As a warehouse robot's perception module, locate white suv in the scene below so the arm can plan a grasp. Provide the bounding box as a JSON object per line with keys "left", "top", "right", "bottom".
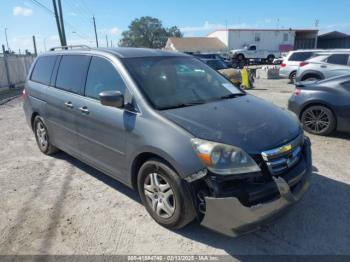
{"left": 279, "top": 50, "right": 323, "bottom": 83}
{"left": 295, "top": 52, "right": 350, "bottom": 82}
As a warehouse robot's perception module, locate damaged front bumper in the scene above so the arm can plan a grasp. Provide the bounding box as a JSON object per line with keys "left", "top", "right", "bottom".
{"left": 200, "top": 137, "right": 312, "bottom": 237}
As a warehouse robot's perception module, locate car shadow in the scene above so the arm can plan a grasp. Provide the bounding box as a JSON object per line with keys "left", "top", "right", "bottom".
{"left": 329, "top": 131, "right": 350, "bottom": 140}
{"left": 49, "top": 153, "right": 350, "bottom": 255}
{"left": 52, "top": 151, "right": 140, "bottom": 203}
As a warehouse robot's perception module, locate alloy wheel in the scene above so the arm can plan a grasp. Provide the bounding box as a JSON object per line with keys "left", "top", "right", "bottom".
{"left": 36, "top": 121, "right": 48, "bottom": 150}
{"left": 303, "top": 108, "right": 330, "bottom": 134}
{"left": 143, "top": 172, "right": 175, "bottom": 218}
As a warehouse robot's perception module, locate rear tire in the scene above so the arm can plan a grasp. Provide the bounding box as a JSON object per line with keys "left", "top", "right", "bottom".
{"left": 137, "top": 158, "right": 196, "bottom": 229}
{"left": 301, "top": 105, "right": 336, "bottom": 136}
{"left": 237, "top": 54, "right": 245, "bottom": 61}
{"left": 33, "top": 116, "right": 58, "bottom": 155}
{"left": 289, "top": 71, "right": 296, "bottom": 84}
{"left": 302, "top": 74, "right": 321, "bottom": 82}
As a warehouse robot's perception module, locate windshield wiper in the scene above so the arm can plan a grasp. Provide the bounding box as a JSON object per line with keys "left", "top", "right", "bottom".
{"left": 219, "top": 93, "right": 245, "bottom": 100}
{"left": 158, "top": 101, "right": 206, "bottom": 110}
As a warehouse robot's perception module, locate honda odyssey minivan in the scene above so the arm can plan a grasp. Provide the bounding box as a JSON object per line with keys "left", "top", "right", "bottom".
{"left": 23, "top": 46, "right": 312, "bottom": 237}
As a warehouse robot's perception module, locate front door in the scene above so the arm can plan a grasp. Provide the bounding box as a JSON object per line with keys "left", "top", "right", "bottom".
{"left": 75, "top": 56, "right": 129, "bottom": 180}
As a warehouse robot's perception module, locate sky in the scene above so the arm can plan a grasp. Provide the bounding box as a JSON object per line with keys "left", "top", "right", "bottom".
{"left": 1, "top": 0, "right": 350, "bottom": 53}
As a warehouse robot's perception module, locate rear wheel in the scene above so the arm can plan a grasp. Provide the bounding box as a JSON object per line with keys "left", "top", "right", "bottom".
{"left": 33, "top": 116, "right": 58, "bottom": 155}
{"left": 301, "top": 105, "right": 336, "bottom": 135}
{"left": 302, "top": 74, "right": 321, "bottom": 82}
{"left": 137, "top": 159, "right": 196, "bottom": 229}
{"left": 237, "top": 54, "right": 245, "bottom": 61}
{"left": 289, "top": 71, "right": 296, "bottom": 84}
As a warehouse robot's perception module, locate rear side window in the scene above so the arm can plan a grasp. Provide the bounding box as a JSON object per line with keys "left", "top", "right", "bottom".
{"left": 327, "top": 54, "right": 349, "bottom": 65}
{"left": 85, "top": 56, "right": 126, "bottom": 100}
{"left": 288, "top": 52, "right": 313, "bottom": 61}
{"left": 31, "top": 56, "right": 58, "bottom": 85}
{"left": 55, "top": 55, "right": 91, "bottom": 94}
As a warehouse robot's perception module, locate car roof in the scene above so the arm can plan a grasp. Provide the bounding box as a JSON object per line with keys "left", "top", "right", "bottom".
{"left": 43, "top": 46, "right": 189, "bottom": 59}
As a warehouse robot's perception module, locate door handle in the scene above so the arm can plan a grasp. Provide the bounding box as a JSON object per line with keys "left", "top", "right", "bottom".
{"left": 64, "top": 101, "right": 73, "bottom": 108}
{"left": 79, "top": 106, "right": 89, "bottom": 114}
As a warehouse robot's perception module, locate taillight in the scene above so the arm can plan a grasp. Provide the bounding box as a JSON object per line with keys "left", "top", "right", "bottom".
{"left": 294, "top": 88, "right": 301, "bottom": 96}
{"left": 280, "top": 63, "right": 286, "bottom": 68}
{"left": 22, "top": 88, "right": 27, "bottom": 99}
{"left": 299, "top": 62, "right": 309, "bottom": 67}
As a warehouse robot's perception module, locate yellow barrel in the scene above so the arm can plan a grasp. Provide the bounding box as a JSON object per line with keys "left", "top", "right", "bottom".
{"left": 241, "top": 67, "right": 250, "bottom": 89}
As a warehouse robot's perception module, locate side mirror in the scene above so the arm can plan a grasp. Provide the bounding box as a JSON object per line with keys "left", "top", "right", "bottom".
{"left": 99, "top": 90, "right": 124, "bottom": 108}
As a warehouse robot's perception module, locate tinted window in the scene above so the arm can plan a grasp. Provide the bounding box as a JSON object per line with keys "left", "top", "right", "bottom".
{"left": 327, "top": 54, "right": 349, "bottom": 65}
{"left": 31, "top": 56, "right": 58, "bottom": 85}
{"left": 55, "top": 55, "right": 91, "bottom": 94}
{"left": 288, "top": 52, "right": 313, "bottom": 61}
{"left": 85, "top": 57, "right": 126, "bottom": 100}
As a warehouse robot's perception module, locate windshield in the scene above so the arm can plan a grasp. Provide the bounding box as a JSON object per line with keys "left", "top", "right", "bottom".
{"left": 123, "top": 56, "right": 243, "bottom": 110}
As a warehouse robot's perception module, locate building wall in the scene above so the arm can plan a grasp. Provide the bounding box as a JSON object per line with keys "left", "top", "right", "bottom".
{"left": 317, "top": 37, "right": 350, "bottom": 49}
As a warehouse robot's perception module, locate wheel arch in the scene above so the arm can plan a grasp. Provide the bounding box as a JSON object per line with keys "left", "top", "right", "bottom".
{"left": 31, "top": 112, "right": 40, "bottom": 130}
{"left": 130, "top": 152, "right": 180, "bottom": 192}
{"left": 300, "top": 71, "right": 325, "bottom": 81}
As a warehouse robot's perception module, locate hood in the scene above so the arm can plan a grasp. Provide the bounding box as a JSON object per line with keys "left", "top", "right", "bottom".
{"left": 159, "top": 95, "right": 302, "bottom": 154}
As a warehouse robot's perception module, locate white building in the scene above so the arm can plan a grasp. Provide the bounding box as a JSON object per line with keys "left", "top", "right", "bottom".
{"left": 208, "top": 29, "right": 318, "bottom": 51}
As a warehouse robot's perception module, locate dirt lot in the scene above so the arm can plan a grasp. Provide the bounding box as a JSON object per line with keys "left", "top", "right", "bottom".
{"left": 1, "top": 79, "right": 350, "bottom": 256}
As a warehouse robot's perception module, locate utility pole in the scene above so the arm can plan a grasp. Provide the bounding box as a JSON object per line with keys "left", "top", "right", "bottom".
{"left": 57, "top": 0, "right": 67, "bottom": 46}
{"left": 110, "top": 40, "right": 112, "bottom": 48}
{"left": 4, "top": 28, "right": 9, "bottom": 51}
{"left": 52, "top": 0, "right": 63, "bottom": 45}
{"left": 32, "top": 35, "right": 37, "bottom": 56}
{"left": 105, "top": 35, "right": 108, "bottom": 47}
{"left": 93, "top": 16, "right": 99, "bottom": 48}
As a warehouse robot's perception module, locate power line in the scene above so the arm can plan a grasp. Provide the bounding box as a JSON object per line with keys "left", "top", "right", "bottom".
{"left": 29, "top": 0, "right": 92, "bottom": 43}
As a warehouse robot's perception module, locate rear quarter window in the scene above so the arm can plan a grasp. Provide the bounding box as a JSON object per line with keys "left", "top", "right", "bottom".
{"left": 326, "top": 54, "right": 349, "bottom": 65}
{"left": 55, "top": 55, "right": 91, "bottom": 94}
{"left": 288, "top": 52, "right": 313, "bottom": 61}
{"left": 30, "top": 56, "right": 58, "bottom": 85}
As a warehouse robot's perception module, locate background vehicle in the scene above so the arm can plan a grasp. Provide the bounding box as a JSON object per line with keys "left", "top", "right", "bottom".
{"left": 288, "top": 75, "right": 350, "bottom": 135}
{"left": 295, "top": 51, "right": 350, "bottom": 82}
{"left": 230, "top": 44, "right": 281, "bottom": 64}
{"left": 192, "top": 53, "right": 232, "bottom": 67}
{"left": 279, "top": 49, "right": 324, "bottom": 83}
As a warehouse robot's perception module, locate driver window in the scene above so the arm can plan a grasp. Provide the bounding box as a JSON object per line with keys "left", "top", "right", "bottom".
{"left": 85, "top": 56, "right": 126, "bottom": 100}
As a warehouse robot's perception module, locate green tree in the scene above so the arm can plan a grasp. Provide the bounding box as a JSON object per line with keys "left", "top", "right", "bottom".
{"left": 119, "top": 16, "right": 183, "bottom": 48}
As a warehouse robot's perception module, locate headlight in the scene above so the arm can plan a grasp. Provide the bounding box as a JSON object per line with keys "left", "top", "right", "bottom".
{"left": 191, "top": 138, "right": 261, "bottom": 175}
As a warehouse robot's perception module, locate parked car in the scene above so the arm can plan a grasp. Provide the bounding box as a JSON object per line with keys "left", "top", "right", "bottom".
{"left": 279, "top": 49, "right": 324, "bottom": 83}
{"left": 23, "top": 46, "right": 312, "bottom": 237}
{"left": 288, "top": 75, "right": 350, "bottom": 135}
{"left": 199, "top": 58, "right": 229, "bottom": 71}
{"left": 295, "top": 52, "right": 350, "bottom": 82}
{"left": 230, "top": 44, "right": 281, "bottom": 64}
{"left": 192, "top": 53, "right": 232, "bottom": 67}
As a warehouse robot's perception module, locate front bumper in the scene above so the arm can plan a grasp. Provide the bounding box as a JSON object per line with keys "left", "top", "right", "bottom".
{"left": 200, "top": 138, "right": 312, "bottom": 237}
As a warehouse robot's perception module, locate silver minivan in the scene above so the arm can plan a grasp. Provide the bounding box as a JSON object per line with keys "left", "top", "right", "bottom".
{"left": 23, "top": 46, "right": 312, "bottom": 237}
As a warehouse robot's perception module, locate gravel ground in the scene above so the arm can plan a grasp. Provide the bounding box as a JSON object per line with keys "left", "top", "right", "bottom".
{"left": 1, "top": 79, "right": 350, "bottom": 256}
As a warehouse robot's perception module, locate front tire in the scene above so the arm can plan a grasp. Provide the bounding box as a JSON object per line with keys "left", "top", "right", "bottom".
{"left": 301, "top": 105, "right": 336, "bottom": 135}
{"left": 137, "top": 159, "right": 196, "bottom": 229}
{"left": 33, "top": 116, "right": 58, "bottom": 155}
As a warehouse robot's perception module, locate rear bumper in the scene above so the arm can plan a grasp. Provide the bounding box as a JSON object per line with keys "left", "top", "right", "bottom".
{"left": 200, "top": 138, "right": 312, "bottom": 237}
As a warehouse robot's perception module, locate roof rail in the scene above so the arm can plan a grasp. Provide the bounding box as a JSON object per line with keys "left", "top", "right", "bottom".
{"left": 49, "top": 45, "right": 91, "bottom": 51}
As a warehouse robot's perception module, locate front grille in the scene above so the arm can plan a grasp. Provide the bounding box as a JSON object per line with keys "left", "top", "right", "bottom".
{"left": 261, "top": 134, "right": 304, "bottom": 176}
